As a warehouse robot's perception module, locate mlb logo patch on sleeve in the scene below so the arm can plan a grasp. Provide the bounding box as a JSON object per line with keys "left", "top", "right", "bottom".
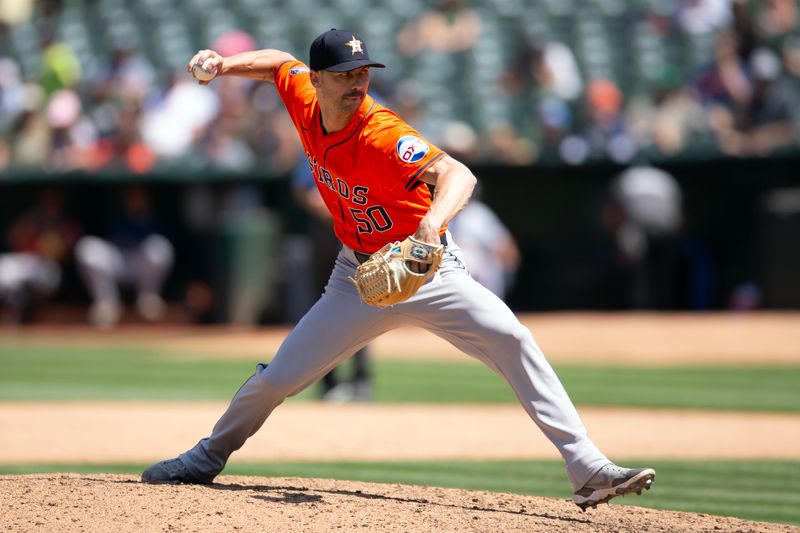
{"left": 396, "top": 135, "right": 429, "bottom": 163}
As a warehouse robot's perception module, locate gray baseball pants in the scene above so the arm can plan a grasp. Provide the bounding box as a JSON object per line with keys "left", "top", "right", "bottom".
{"left": 181, "top": 234, "right": 609, "bottom": 490}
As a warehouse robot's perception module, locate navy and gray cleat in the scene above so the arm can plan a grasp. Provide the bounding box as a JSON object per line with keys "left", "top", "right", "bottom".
{"left": 141, "top": 457, "right": 208, "bottom": 484}
{"left": 573, "top": 464, "right": 655, "bottom": 511}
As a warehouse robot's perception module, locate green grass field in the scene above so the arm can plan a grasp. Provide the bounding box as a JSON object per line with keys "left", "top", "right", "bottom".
{"left": 0, "top": 344, "right": 798, "bottom": 411}
{"left": 1, "top": 340, "right": 799, "bottom": 526}
{"left": 3, "top": 460, "right": 799, "bottom": 526}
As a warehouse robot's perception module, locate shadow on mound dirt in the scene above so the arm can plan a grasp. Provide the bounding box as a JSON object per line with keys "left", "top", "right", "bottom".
{"left": 1, "top": 474, "right": 796, "bottom": 532}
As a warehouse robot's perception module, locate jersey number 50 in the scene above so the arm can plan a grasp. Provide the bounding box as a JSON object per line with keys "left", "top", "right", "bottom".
{"left": 349, "top": 206, "right": 393, "bottom": 234}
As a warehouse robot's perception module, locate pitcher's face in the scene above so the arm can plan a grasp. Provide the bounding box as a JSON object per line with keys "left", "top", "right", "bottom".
{"left": 312, "top": 67, "right": 370, "bottom": 115}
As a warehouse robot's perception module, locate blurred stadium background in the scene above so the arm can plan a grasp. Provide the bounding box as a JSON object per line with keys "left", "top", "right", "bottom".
{"left": 0, "top": 0, "right": 799, "bottom": 322}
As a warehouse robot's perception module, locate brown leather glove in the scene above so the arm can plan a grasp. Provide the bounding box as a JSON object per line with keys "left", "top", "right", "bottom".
{"left": 351, "top": 236, "right": 444, "bottom": 307}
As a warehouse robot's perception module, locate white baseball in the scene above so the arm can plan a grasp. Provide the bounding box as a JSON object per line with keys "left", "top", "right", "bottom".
{"left": 192, "top": 59, "right": 217, "bottom": 82}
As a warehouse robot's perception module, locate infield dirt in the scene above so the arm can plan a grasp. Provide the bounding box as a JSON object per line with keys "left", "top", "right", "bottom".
{"left": 2, "top": 474, "right": 798, "bottom": 533}
{"left": 2, "top": 402, "right": 799, "bottom": 463}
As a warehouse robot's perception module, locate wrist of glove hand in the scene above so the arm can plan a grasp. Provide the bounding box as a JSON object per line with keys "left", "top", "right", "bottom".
{"left": 350, "top": 236, "right": 444, "bottom": 307}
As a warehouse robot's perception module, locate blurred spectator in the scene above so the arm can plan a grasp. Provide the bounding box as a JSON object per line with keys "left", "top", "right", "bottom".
{"left": 537, "top": 97, "right": 573, "bottom": 154}
{"left": 738, "top": 47, "right": 799, "bottom": 154}
{"left": 396, "top": 0, "right": 481, "bottom": 55}
{"left": 504, "top": 35, "right": 582, "bottom": 161}
{"left": 5, "top": 188, "right": 81, "bottom": 264}
{"left": 731, "top": 0, "right": 758, "bottom": 58}
{"left": 627, "top": 75, "right": 709, "bottom": 156}
{"left": 697, "top": 28, "right": 760, "bottom": 154}
{"left": 10, "top": 83, "right": 49, "bottom": 169}
{"left": 90, "top": 42, "right": 156, "bottom": 105}
{"left": 755, "top": 0, "right": 798, "bottom": 42}
{"left": 676, "top": 0, "right": 733, "bottom": 35}
{"left": 0, "top": 253, "right": 59, "bottom": 323}
{"left": 74, "top": 184, "right": 174, "bottom": 328}
{"left": 0, "top": 1, "right": 797, "bottom": 171}
{"left": 40, "top": 40, "right": 81, "bottom": 96}
{"left": 389, "top": 79, "right": 426, "bottom": 128}
{"left": 0, "top": 0, "right": 34, "bottom": 26}
{"left": 506, "top": 37, "right": 583, "bottom": 102}
{"left": 30, "top": 0, "right": 60, "bottom": 39}
{"left": 140, "top": 74, "right": 219, "bottom": 164}
{"left": 1, "top": 188, "right": 82, "bottom": 323}
{"left": 247, "top": 83, "right": 304, "bottom": 173}
{"left": 212, "top": 29, "right": 257, "bottom": 57}
{"left": 448, "top": 183, "right": 520, "bottom": 301}
{"left": 783, "top": 36, "right": 800, "bottom": 79}
{"left": 0, "top": 58, "right": 27, "bottom": 133}
{"left": 290, "top": 159, "right": 372, "bottom": 402}
{"left": 535, "top": 41, "right": 583, "bottom": 102}
{"left": 200, "top": 30, "right": 259, "bottom": 173}
{"left": 88, "top": 96, "right": 155, "bottom": 174}
{"left": 571, "top": 79, "right": 638, "bottom": 164}
{"left": 45, "top": 88, "right": 98, "bottom": 172}
{"left": 200, "top": 76, "right": 257, "bottom": 172}
{"left": 439, "top": 120, "right": 481, "bottom": 161}
{"left": 485, "top": 122, "right": 537, "bottom": 165}
{"left": 703, "top": 41, "right": 798, "bottom": 155}
{"left": 196, "top": 29, "right": 304, "bottom": 175}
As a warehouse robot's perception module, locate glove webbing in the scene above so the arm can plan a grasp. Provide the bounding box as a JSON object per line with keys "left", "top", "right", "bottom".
{"left": 354, "top": 251, "right": 403, "bottom": 305}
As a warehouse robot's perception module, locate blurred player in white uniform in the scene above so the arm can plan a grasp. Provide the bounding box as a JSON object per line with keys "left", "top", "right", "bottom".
{"left": 448, "top": 184, "right": 520, "bottom": 301}
{"left": 75, "top": 185, "right": 173, "bottom": 328}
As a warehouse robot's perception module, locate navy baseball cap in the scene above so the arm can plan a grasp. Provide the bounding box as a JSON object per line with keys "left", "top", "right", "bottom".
{"left": 309, "top": 29, "right": 385, "bottom": 72}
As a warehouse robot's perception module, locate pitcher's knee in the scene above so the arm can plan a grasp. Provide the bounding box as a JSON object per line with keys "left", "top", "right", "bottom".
{"left": 254, "top": 364, "right": 304, "bottom": 401}
{"left": 478, "top": 323, "right": 538, "bottom": 360}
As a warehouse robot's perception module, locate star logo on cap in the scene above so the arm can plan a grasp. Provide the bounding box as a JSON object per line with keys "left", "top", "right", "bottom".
{"left": 345, "top": 36, "right": 364, "bottom": 55}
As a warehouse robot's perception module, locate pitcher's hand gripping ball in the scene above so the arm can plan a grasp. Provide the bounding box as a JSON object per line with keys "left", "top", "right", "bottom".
{"left": 191, "top": 58, "right": 218, "bottom": 82}
{"left": 352, "top": 236, "right": 444, "bottom": 306}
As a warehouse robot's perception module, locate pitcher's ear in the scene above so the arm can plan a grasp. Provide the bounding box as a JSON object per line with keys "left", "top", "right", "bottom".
{"left": 310, "top": 71, "right": 321, "bottom": 87}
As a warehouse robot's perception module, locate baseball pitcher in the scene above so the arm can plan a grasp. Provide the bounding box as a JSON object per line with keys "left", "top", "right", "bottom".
{"left": 142, "top": 29, "right": 655, "bottom": 510}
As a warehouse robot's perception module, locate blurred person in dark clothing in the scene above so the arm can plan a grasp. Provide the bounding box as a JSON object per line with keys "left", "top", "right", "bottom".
{"left": 594, "top": 166, "right": 714, "bottom": 310}
{"left": 74, "top": 184, "right": 173, "bottom": 328}
{"left": 1, "top": 188, "right": 82, "bottom": 323}
{"left": 88, "top": 97, "right": 156, "bottom": 174}
{"left": 703, "top": 42, "right": 798, "bottom": 155}
{"left": 739, "top": 47, "right": 799, "bottom": 153}
{"left": 574, "top": 79, "right": 638, "bottom": 164}
{"left": 755, "top": 0, "right": 798, "bottom": 44}
{"left": 693, "top": 28, "right": 795, "bottom": 156}
{"left": 697, "top": 29, "right": 753, "bottom": 110}
{"left": 90, "top": 41, "right": 156, "bottom": 104}
{"left": 626, "top": 72, "right": 709, "bottom": 157}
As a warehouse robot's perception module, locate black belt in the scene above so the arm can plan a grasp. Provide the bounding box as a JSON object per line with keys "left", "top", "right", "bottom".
{"left": 354, "top": 233, "right": 448, "bottom": 264}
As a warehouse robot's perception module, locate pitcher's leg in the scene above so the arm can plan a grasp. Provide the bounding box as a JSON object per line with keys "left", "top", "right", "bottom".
{"left": 179, "top": 362, "right": 283, "bottom": 481}
{"left": 180, "top": 268, "right": 391, "bottom": 481}
{"left": 407, "top": 269, "right": 608, "bottom": 490}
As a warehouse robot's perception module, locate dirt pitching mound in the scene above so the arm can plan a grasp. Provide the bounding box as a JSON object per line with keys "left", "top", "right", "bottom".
{"left": 2, "top": 474, "right": 796, "bottom": 533}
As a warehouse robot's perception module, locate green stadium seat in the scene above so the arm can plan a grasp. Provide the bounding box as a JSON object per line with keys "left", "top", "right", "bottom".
{"left": 8, "top": 22, "right": 41, "bottom": 80}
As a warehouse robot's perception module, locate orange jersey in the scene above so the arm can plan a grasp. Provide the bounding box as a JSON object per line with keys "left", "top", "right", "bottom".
{"left": 274, "top": 60, "right": 446, "bottom": 254}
